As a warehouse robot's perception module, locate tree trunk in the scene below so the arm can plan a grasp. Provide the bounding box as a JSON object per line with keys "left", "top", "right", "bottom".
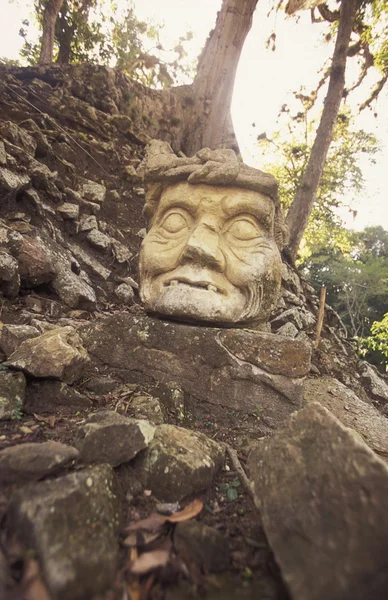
{"left": 285, "top": 0, "right": 358, "bottom": 259}
{"left": 39, "top": 0, "right": 64, "bottom": 64}
{"left": 181, "top": 0, "right": 259, "bottom": 156}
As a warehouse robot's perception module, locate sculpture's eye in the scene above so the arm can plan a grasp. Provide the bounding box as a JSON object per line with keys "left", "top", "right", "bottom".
{"left": 160, "top": 211, "right": 190, "bottom": 234}
{"left": 227, "top": 218, "right": 260, "bottom": 241}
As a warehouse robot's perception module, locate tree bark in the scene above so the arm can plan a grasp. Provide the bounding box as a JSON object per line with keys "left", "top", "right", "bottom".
{"left": 181, "top": 0, "right": 259, "bottom": 156}
{"left": 285, "top": 0, "right": 358, "bottom": 259}
{"left": 39, "top": 0, "right": 65, "bottom": 64}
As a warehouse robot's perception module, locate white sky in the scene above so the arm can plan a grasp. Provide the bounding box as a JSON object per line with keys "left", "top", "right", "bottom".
{"left": 1, "top": 0, "right": 387, "bottom": 231}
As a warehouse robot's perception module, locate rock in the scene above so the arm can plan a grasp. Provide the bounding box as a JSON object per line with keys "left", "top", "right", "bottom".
{"left": 0, "top": 167, "right": 28, "bottom": 191}
{"left": 0, "top": 370, "right": 26, "bottom": 420}
{"left": 82, "top": 314, "right": 311, "bottom": 428}
{"left": 68, "top": 241, "right": 111, "bottom": 281}
{"left": 74, "top": 410, "right": 156, "bottom": 467}
{"left": 130, "top": 395, "right": 164, "bottom": 425}
{"left": 57, "top": 202, "right": 80, "bottom": 220}
{"left": 86, "top": 229, "right": 111, "bottom": 250}
{"left": 81, "top": 180, "right": 106, "bottom": 204}
{"left": 0, "top": 221, "right": 23, "bottom": 256}
{"left": 248, "top": 402, "right": 388, "bottom": 600}
{"left": 271, "top": 307, "right": 303, "bottom": 331}
{"left": 0, "top": 141, "right": 7, "bottom": 165}
{"left": 79, "top": 214, "right": 98, "bottom": 232}
{"left": 0, "top": 250, "right": 20, "bottom": 297}
{"left": 174, "top": 521, "right": 230, "bottom": 573}
{"left": 0, "top": 121, "right": 37, "bottom": 156}
{"left": 7, "top": 326, "right": 89, "bottom": 384}
{"left": 115, "top": 283, "right": 135, "bottom": 304}
{"left": 281, "top": 262, "right": 303, "bottom": 296}
{"left": 358, "top": 361, "right": 388, "bottom": 402}
{"left": 304, "top": 376, "right": 388, "bottom": 454}
{"left": 111, "top": 239, "right": 133, "bottom": 263}
{"left": 275, "top": 322, "right": 298, "bottom": 338}
{"left": 0, "top": 441, "right": 79, "bottom": 484}
{"left": 52, "top": 269, "right": 97, "bottom": 310}
{"left": 18, "top": 235, "right": 56, "bottom": 286}
{"left": 24, "top": 380, "right": 92, "bottom": 414}
{"left": 8, "top": 464, "right": 122, "bottom": 600}
{"left": 0, "top": 324, "right": 40, "bottom": 356}
{"left": 83, "top": 375, "right": 118, "bottom": 394}
{"left": 133, "top": 424, "right": 224, "bottom": 502}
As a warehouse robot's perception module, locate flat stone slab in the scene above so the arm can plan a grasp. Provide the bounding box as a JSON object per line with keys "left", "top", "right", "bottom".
{"left": 304, "top": 376, "right": 388, "bottom": 454}
{"left": 8, "top": 464, "right": 121, "bottom": 600}
{"left": 81, "top": 314, "right": 311, "bottom": 427}
{"left": 133, "top": 424, "right": 224, "bottom": 502}
{"left": 0, "top": 441, "right": 79, "bottom": 484}
{"left": 248, "top": 402, "right": 388, "bottom": 600}
{"left": 74, "top": 410, "right": 156, "bottom": 467}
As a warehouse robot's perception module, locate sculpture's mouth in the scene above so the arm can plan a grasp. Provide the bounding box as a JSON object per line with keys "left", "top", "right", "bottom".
{"left": 164, "top": 278, "right": 223, "bottom": 294}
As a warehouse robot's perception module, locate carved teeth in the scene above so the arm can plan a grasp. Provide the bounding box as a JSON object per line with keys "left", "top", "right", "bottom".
{"left": 170, "top": 280, "right": 178, "bottom": 286}
{"left": 207, "top": 284, "right": 217, "bottom": 292}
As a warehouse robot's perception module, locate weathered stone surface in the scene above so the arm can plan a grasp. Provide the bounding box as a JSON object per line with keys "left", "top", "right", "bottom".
{"left": 115, "top": 282, "right": 135, "bottom": 303}
{"left": 7, "top": 326, "right": 89, "bottom": 384}
{"left": 57, "top": 202, "right": 79, "bottom": 219}
{"left": 81, "top": 180, "right": 106, "bottom": 204}
{"left": 0, "top": 140, "right": 7, "bottom": 165}
{"left": 8, "top": 464, "right": 122, "bottom": 600}
{"left": 275, "top": 322, "right": 298, "bottom": 338}
{"left": 82, "top": 314, "right": 310, "bottom": 426}
{"left": 218, "top": 328, "right": 311, "bottom": 378}
{"left": 0, "top": 249, "right": 19, "bottom": 296}
{"left": 52, "top": 269, "right": 97, "bottom": 310}
{"left": 0, "top": 547, "right": 10, "bottom": 598}
{"left": 0, "top": 121, "right": 37, "bottom": 156}
{"left": 304, "top": 376, "right": 388, "bottom": 453}
{"left": 271, "top": 307, "right": 303, "bottom": 331}
{"left": 133, "top": 424, "right": 224, "bottom": 501}
{"left": 83, "top": 375, "right": 118, "bottom": 394}
{"left": 18, "top": 234, "right": 56, "bottom": 286}
{"left": 74, "top": 410, "right": 156, "bottom": 467}
{"left": 0, "top": 167, "right": 30, "bottom": 190}
{"left": 0, "top": 370, "right": 26, "bottom": 420}
{"left": 358, "top": 361, "right": 388, "bottom": 403}
{"left": 79, "top": 214, "right": 98, "bottom": 232}
{"left": 86, "top": 228, "right": 111, "bottom": 250}
{"left": 24, "top": 380, "right": 92, "bottom": 414}
{"left": 130, "top": 395, "right": 164, "bottom": 425}
{"left": 248, "top": 402, "right": 388, "bottom": 600}
{"left": 0, "top": 324, "right": 40, "bottom": 356}
{"left": 174, "top": 521, "right": 230, "bottom": 573}
{"left": 0, "top": 441, "right": 79, "bottom": 484}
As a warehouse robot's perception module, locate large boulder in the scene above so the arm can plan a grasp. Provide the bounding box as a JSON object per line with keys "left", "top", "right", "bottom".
{"left": 248, "top": 402, "right": 388, "bottom": 600}
{"left": 8, "top": 464, "right": 122, "bottom": 600}
{"left": 81, "top": 314, "right": 311, "bottom": 430}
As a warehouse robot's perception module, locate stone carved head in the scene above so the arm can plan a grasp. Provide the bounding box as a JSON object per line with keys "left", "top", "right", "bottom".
{"left": 139, "top": 141, "right": 287, "bottom": 328}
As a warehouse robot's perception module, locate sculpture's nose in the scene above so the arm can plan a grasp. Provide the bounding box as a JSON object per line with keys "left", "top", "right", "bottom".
{"left": 181, "top": 223, "right": 225, "bottom": 271}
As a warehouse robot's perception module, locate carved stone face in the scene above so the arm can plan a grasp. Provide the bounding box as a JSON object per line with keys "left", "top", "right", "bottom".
{"left": 139, "top": 182, "right": 282, "bottom": 326}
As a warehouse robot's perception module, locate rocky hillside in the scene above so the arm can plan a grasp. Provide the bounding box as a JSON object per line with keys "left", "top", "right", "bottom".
{"left": 0, "top": 64, "right": 387, "bottom": 600}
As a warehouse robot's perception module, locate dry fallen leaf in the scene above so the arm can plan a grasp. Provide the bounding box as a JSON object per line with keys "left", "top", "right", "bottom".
{"left": 166, "top": 498, "right": 203, "bottom": 523}
{"left": 130, "top": 549, "right": 170, "bottom": 575}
